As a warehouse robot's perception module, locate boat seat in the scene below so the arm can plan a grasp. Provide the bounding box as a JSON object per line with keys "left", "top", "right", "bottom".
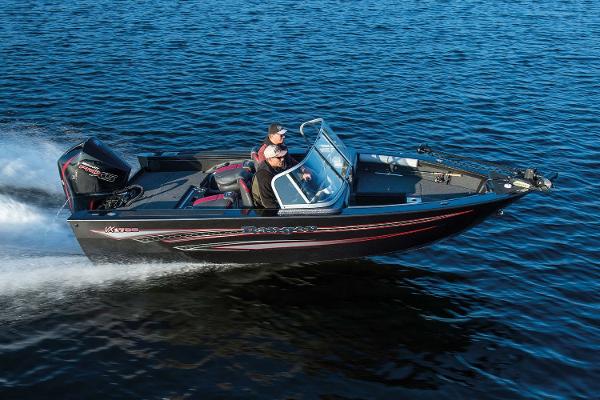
{"left": 238, "top": 177, "right": 254, "bottom": 208}
{"left": 209, "top": 160, "right": 255, "bottom": 192}
{"left": 192, "top": 192, "right": 238, "bottom": 208}
{"left": 206, "top": 160, "right": 254, "bottom": 174}
{"left": 199, "top": 160, "right": 256, "bottom": 209}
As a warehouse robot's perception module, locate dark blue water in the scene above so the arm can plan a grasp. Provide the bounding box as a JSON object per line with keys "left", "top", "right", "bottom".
{"left": 1, "top": 1, "right": 599, "bottom": 398}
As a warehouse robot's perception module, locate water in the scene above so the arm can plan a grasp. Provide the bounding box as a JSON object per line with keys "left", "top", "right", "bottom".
{"left": 1, "top": 0, "right": 599, "bottom": 398}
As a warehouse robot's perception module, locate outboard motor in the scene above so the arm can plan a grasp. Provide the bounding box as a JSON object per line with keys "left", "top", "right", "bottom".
{"left": 57, "top": 138, "right": 131, "bottom": 212}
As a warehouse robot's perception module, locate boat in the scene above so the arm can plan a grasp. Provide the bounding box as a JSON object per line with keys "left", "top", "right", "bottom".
{"left": 57, "top": 118, "right": 555, "bottom": 264}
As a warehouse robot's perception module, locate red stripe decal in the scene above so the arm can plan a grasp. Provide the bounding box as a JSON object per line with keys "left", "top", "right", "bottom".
{"left": 204, "top": 226, "right": 438, "bottom": 251}
{"left": 93, "top": 209, "right": 475, "bottom": 244}
{"left": 60, "top": 154, "right": 78, "bottom": 211}
{"left": 162, "top": 209, "right": 475, "bottom": 244}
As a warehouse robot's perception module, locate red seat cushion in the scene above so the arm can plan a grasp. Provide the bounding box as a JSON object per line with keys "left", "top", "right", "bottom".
{"left": 192, "top": 194, "right": 234, "bottom": 208}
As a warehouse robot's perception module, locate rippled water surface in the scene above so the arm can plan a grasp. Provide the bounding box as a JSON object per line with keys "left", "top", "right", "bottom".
{"left": 1, "top": 1, "right": 599, "bottom": 399}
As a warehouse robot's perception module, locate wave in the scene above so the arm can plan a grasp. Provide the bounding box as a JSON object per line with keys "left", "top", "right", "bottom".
{"left": 0, "top": 256, "right": 225, "bottom": 297}
{"left": 0, "top": 125, "right": 80, "bottom": 263}
{"left": 0, "top": 256, "right": 236, "bottom": 324}
{"left": 0, "top": 125, "right": 80, "bottom": 254}
{"left": 0, "top": 126, "right": 64, "bottom": 194}
{"left": 0, "top": 193, "right": 77, "bottom": 253}
{"left": 0, "top": 194, "right": 236, "bottom": 305}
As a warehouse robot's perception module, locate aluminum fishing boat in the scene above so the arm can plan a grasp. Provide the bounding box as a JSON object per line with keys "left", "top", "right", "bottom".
{"left": 57, "top": 118, "right": 554, "bottom": 264}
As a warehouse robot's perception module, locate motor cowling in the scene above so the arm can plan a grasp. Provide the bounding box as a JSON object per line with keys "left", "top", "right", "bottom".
{"left": 58, "top": 138, "right": 131, "bottom": 212}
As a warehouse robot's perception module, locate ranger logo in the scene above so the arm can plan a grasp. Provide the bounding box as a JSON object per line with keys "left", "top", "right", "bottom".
{"left": 242, "top": 226, "right": 318, "bottom": 235}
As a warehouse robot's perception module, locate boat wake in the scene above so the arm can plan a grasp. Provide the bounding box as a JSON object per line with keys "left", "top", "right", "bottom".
{"left": 0, "top": 129, "right": 76, "bottom": 256}
{"left": 0, "top": 254, "right": 234, "bottom": 323}
{"left": 0, "top": 125, "right": 64, "bottom": 194}
{"left": 0, "top": 255, "right": 224, "bottom": 296}
{"left": 0, "top": 126, "right": 230, "bottom": 303}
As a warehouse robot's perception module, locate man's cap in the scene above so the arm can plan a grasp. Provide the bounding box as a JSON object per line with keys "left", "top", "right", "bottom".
{"left": 264, "top": 144, "right": 288, "bottom": 159}
{"left": 268, "top": 123, "right": 287, "bottom": 136}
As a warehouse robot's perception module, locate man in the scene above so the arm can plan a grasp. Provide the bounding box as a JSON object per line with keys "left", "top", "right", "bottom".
{"left": 254, "top": 122, "right": 311, "bottom": 180}
{"left": 252, "top": 144, "right": 288, "bottom": 209}
{"left": 254, "top": 123, "right": 292, "bottom": 163}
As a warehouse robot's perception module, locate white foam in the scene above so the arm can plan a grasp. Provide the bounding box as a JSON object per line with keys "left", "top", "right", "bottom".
{"left": 0, "top": 194, "right": 45, "bottom": 225}
{"left": 0, "top": 125, "right": 79, "bottom": 253}
{"left": 0, "top": 193, "right": 76, "bottom": 252}
{"left": 0, "top": 128, "right": 63, "bottom": 194}
{"left": 0, "top": 255, "right": 222, "bottom": 296}
{"left": 0, "top": 256, "right": 234, "bottom": 322}
{"left": 0, "top": 193, "right": 235, "bottom": 309}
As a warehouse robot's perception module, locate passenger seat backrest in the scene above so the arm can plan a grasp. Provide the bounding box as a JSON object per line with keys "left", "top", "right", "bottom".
{"left": 238, "top": 178, "right": 254, "bottom": 208}
{"left": 212, "top": 161, "right": 254, "bottom": 192}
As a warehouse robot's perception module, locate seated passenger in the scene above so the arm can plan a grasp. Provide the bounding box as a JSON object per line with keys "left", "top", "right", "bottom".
{"left": 255, "top": 122, "right": 311, "bottom": 180}
{"left": 255, "top": 123, "right": 295, "bottom": 164}
{"left": 252, "top": 144, "right": 287, "bottom": 209}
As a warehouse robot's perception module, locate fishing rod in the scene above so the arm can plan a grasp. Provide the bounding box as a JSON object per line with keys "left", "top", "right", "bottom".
{"left": 417, "top": 144, "right": 558, "bottom": 191}
{"left": 417, "top": 144, "right": 523, "bottom": 174}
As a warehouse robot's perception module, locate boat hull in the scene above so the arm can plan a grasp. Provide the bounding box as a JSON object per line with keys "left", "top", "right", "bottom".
{"left": 69, "top": 195, "right": 520, "bottom": 264}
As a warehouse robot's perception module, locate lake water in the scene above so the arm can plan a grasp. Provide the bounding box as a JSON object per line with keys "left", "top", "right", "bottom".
{"left": 0, "top": 1, "right": 599, "bottom": 399}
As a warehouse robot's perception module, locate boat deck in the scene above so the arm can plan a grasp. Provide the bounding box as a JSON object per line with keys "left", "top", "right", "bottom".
{"left": 127, "top": 170, "right": 208, "bottom": 210}
{"left": 351, "top": 157, "right": 487, "bottom": 204}
{"left": 354, "top": 170, "right": 478, "bottom": 199}
{"left": 118, "top": 151, "right": 488, "bottom": 211}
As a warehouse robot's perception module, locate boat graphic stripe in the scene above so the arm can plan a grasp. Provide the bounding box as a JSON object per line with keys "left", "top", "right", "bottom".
{"left": 317, "top": 210, "right": 473, "bottom": 231}
{"left": 162, "top": 209, "right": 473, "bottom": 244}
{"left": 90, "top": 227, "right": 237, "bottom": 240}
{"left": 90, "top": 209, "right": 473, "bottom": 243}
{"left": 174, "top": 226, "right": 437, "bottom": 252}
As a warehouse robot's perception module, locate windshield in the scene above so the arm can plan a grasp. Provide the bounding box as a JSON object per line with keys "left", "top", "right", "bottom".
{"left": 320, "top": 121, "right": 352, "bottom": 172}
{"left": 314, "top": 134, "right": 350, "bottom": 179}
{"left": 272, "top": 120, "right": 353, "bottom": 209}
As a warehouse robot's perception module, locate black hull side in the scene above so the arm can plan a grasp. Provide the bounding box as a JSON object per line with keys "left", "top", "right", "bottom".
{"left": 69, "top": 195, "right": 521, "bottom": 264}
